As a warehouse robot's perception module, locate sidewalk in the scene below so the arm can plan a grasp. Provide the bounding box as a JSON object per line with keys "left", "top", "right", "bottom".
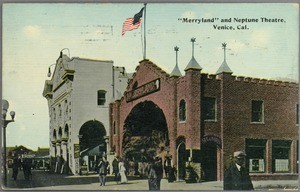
{"left": 5, "top": 171, "right": 299, "bottom": 191}
{"left": 20, "top": 178, "right": 300, "bottom": 191}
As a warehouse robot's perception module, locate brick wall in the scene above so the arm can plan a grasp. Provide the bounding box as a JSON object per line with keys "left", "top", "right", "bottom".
{"left": 109, "top": 59, "right": 299, "bottom": 181}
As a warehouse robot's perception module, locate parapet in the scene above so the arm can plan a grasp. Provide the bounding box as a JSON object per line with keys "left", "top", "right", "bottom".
{"left": 234, "top": 76, "right": 298, "bottom": 88}
{"left": 201, "top": 73, "right": 218, "bottom": 80}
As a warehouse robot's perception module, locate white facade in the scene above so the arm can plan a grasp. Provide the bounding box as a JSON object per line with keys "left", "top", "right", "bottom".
{"left": 43, "top": 52, "right": 129, "bottom": 175}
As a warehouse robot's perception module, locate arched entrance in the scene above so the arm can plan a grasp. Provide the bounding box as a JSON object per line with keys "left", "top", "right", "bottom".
{"left": 201, "top": 135, "right": 221, "bottom": 181}
{"left": 79, "top": 120, "right": 107, "bottom": 172}
{"left": 176, "top": 137, "right": 186, "bottom": 181}
{"left": 122, "top": 100, "right": 169, "bottom": 162}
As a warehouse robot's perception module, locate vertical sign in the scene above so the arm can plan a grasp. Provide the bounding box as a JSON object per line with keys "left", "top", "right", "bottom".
{"left": 74, "top": 144, "right": 80, "bottom": 158}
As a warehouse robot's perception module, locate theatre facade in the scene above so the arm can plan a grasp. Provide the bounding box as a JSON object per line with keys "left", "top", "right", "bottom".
{"left": 109, "top": 49, "right": 298, "bottom": 181}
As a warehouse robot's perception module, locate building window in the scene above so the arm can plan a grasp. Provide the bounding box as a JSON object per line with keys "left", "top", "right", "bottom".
{"left": 272, "top": 140, "right": 291, "bottom": 173}
{"left": 97, "top": 90, "right": 107, "bottom": 105}
{"left": 133, "top": 81, "right": 138, "bottom": 89}
{"left": 53, "top": 108, "right": 56, "bottom": 121}
{"left": 113, "top": 122, "right": 116, "bottom": 135}
{"left": 64, "top": 125, "right": 69, "bottom": 138}
{"left": 53, "top": 130, "right": 57, "bottom": 140}
{"left": 246, "top": 139, "right": 267, "bottom": 173}
{"left": 296, "top": 104, "right": 299, "bottom": 125}
{"left": 251, "top": 100, "right": 264, "bottom": 123}
{"left": 203, "top": 97, "right": 216, "bottom": 121}
{"left": 179, "top": 100, "right": 186, "bottom": 122}
{"left": 58, "top": 104, "right": 62, "bottom": 117}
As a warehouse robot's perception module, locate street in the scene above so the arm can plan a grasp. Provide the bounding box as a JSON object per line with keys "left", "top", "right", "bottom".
{"left": 3, "top": 169, "right": 299, "bottom": 191}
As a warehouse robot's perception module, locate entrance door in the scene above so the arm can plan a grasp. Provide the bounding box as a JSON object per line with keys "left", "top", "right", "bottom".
{"left": 177, "top": 142, "right": 186, "bottom": 180}
{"left": 202, "top": 144, "right": 217, "bottom": 181}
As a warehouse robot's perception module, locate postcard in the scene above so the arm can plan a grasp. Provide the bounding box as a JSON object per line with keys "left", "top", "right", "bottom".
{"left": 2, "top": 2, "right": 299, "bottom": 191}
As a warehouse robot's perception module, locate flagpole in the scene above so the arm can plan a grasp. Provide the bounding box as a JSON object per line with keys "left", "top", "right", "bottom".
{"left": 143, "top": 3, "right": 147, "bottom": 60}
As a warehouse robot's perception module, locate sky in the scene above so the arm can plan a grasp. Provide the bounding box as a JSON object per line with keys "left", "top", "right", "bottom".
{"left": 2, "top": 3, "right": 299, "bottom": 150}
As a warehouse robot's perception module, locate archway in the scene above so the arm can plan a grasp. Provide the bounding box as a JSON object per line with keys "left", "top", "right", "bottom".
{"left": 177, "top": 138, "right": 186, "bottom": 181}
{"left": 201, "top": 135, "right": 221, "bottom": 181}
{"left": 122, "top": 100, "right": 169, "bottom": 162}
{"left": 79, "top": 120, "right": 107, "bottom": 171}
{"left": 201, "top": 144, "right": 217, "bottom": 181}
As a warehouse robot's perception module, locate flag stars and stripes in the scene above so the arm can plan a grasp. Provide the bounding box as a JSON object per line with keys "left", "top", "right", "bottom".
{"left": 122, "top": 18, "right": 142, "bottom": 36}
{"left": 122, "top": 7, "right": 144, "bottom": 36}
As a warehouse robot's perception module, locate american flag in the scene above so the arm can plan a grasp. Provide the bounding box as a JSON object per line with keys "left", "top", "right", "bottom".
{"left": 122, "top": 18, "right": 142, "bottom": 36}
{"left": 122, "top": 8, "right": 144, "bottom": 36}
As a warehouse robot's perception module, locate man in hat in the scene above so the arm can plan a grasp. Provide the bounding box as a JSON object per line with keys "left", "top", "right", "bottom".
{"left": 154, "top": 156, "right": 163, "bottom": 190}
{"left": 224, "top": 151, "right": 254, "bottom": 190}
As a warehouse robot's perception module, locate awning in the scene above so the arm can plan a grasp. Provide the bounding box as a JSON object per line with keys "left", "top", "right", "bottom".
{"left": 80, "top": 144, "right": 106, "bottom": 157}
{"left": 34, "top": 155, "right": 50, "bottom": 159}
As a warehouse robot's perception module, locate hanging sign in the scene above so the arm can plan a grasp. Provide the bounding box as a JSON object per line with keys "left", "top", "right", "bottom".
{"left": 126, "top": 78, "right": 160, "bottom": 102}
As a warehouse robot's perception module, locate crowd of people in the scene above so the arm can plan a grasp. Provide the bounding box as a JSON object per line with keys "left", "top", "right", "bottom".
{"left": 97, "top": 150, "right": 253, "bottom": 191}
{"left": 97, "top": 154, "right": 177, "bottom": 190}
{"left": 11, "top": 150, "right": 253, "bottom": 191}
{"left": 11, "top": 157, "right": 33, "bottom": 181}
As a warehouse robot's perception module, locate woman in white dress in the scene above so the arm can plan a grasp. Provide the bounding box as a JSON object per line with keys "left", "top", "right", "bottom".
{"left": 118, "top": 158, "right": 128, "bottom": 184}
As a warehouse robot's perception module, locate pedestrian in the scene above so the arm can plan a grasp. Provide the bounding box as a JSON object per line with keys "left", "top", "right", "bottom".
{"left": 22, "top": 158, "right": 32, "bottom": 181}
{"left": 124, "top": 158, "right": 130, "bottom": 176}
{"left": 129, "top": 158, "right": 135, "bottom": 176}
{"left": 118, "top": 158, "right": 128, "bottom": 184}
{"left": 224, "top": 151, "right": 254, "bottom": 190}
{"left": 148, "top": 160, "right": 158, "bottom": 190}
{"left": 112, "top": 156, "right": 120, "bottom": 183}
{"left": 164, "top": 155, "right": 172, "bottom": 178}
{"left": 12, "top": 157, "right": 20, "bottom": 180}
{"left": 98, "top": 156, "right": 109, "bottom": 186}
{"left": 168, "top": 165, "right": 177, "bottom": 183}
{"left": 154, "top": 156, "right": 163, "bottom": 190}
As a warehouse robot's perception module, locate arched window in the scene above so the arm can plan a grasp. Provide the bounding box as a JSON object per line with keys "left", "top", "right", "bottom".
{"left": 179, "top": 100, "right": 186, "bottom": 121}
{"left": 53, "top": 130, "right": 57, "bottom": 140}
{"left": 133, "top": 81, "right": 138, "bottom": 89}
{"left": 64, "top": 124, "right": 69, "bottom": 138}
{"left": 97, "top": 90, "right": 107, "bottom": 105}
{"left": 58, "top": 127, "right": 62, "bottom": 140}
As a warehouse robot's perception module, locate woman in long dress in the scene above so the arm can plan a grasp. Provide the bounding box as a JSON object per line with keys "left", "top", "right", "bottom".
{"left": 118, "top": 159, "right": 128, "bottom": 184}
{"left": 148, "top": 162, "right": 158, "bottom": 190}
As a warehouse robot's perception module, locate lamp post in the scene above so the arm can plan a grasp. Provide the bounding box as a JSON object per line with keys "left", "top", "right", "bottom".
{"left": 47, "top": 48, "right": 70, "bottom": 77}
{"left": 47, "top": 63, "right": 56, "bottom": 77}
{"left": 2, "top": 100, "right": 15, "bottom": 187}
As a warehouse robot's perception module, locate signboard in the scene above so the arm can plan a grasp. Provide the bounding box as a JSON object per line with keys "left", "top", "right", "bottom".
{"left": 201, "top": 135, "right": 222, "bottom": 149}
{"left": 126, "top": 78, "right": 160, "bottom": 102}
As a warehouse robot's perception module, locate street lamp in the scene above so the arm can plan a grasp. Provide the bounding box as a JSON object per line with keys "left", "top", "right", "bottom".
{"left": 47, "top": 48, "right": 70, "bottom": 77}
{"left": 47, "top": 63, "right": 56, "bottom": 77}
{"left": 2, "top": 100, "right": 15, "bottom": 187}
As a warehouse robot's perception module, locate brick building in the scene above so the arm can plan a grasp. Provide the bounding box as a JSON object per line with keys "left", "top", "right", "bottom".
{"left": 109, "top": 42, "right": 298, "bottom": 181}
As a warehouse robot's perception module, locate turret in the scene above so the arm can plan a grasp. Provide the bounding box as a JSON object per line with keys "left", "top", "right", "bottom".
{"left": 216, "top": 43, "right": 233, "bottom": 75}
{"left": 170, "top": 46, "right": 182, "bottom": 77}
{"left": 185, "top": 37, "right": 202, "bottom": 71}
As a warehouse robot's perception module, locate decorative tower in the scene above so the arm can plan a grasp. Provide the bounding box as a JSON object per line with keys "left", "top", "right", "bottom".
{"left": 184, "top": 38, "right": 202, "bottom": 176}
{"left": 184, "top": 37, "right": 202, "bottom": 71}
{"left": 216, "top": 43, "right": 233, "bottom": 74}
{"left": 170, "top": 46, "right": 182, "bottom": 77}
